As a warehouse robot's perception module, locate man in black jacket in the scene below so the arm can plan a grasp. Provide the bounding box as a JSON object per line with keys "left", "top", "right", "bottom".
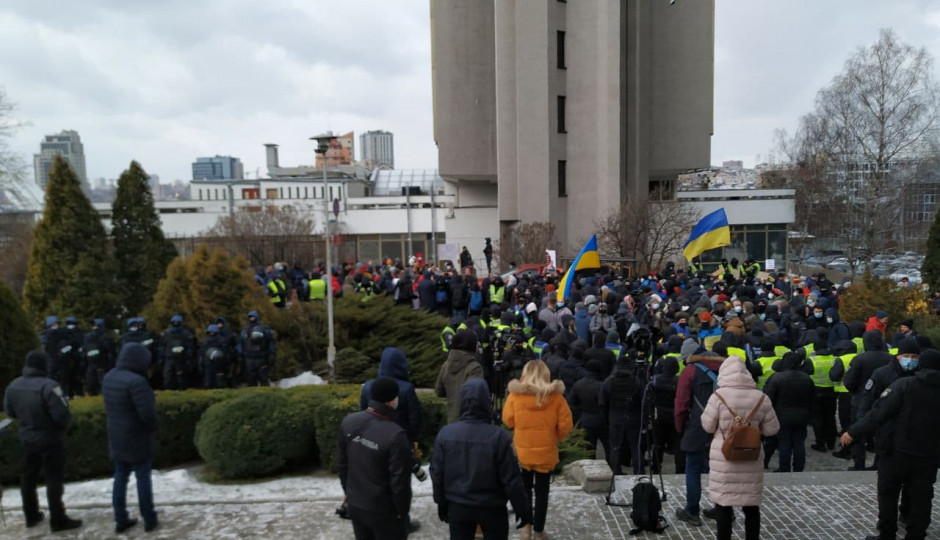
{"left": 764, "top": 352, "right": 815, "bottom": 472}
{"left": 568, "top": 360, "right": 609, "bottom": 459}
{"left": 338, "top": 376, "right": 413, "bottom": 540}
{"left": 842, "top": 348, "right": 940, "bottom": 540}
{"left": 584, "top": 330, "right": 616, "bottom": 379}
{"left": 431, "top": 378, "right": 531, "bottom": 539}
{"left": 103, "top": 342, "right": 159, "bottom": 533}
{"left": 843, "top": 331, "right": 894, "bottom": 470}
{"left": 3, "top": 351, "right": 82, "bottom": 532}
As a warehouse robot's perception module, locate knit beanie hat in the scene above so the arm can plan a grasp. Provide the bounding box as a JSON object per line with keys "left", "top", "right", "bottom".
{"left": 680, "top": 338, "right": 700, "bottom": 360}
{"left": 370, "top": 376, "right": 399, "bottom": 403}
{"left": 25, "top": 350, "right": 49, "bottom": 372}
{"left": 452, "top": 329, "right": 478, "bottom": 352}
{"left": 897, "top": 338, "right": 921, "bottom": 356}
{"left": 919, "top": 349, "right": 940, "bottom": 370}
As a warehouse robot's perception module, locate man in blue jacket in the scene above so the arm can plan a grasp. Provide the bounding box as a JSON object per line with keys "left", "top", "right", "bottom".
{"left": 103, "top": 342, "right": 159, "bottom": 533}
{"left": 431, "top": 378, "right": 531, "bottom": 539}
{"left": 3, "top": 350, "right": 82, "bottom": 532}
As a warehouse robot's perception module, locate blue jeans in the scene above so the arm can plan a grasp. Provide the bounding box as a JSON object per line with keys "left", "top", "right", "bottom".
{"left": 685, "top": 451, "right": 709, "bottom": 515}
{"left": 113, "top": 460, "right": 156, "bottom": 527}
{"left": 777, "top": 425, "right": 807, "bottom": 472}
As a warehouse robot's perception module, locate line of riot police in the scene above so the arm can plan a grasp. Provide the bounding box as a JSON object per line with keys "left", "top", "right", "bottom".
{"left": 38, "top": 310, "right": 276, "bottom": 395}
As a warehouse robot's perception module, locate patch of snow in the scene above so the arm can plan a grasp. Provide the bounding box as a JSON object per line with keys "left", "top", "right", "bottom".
{"left": 276, "top": 371, "right": 325, "bottom": 389}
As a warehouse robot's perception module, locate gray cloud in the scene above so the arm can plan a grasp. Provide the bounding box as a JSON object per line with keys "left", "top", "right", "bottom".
{"left": 4, "top": 1, "right": 939, "bottom": 184}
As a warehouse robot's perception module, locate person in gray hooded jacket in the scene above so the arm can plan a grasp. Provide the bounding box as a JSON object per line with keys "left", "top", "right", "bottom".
{"left": 435, "top": 329, "right": 484, "bottom": 424}
{"left": 3, "top": 350, "right": 82, "bottom": 532}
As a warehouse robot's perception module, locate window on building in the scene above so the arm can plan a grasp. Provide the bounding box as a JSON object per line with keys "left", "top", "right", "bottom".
{"left": 925, "top": 194, "right": 936, "bottom": 205}
{"left": 557, "top": 31, "right": 566, "bottom": 69}
{"left": 557, "top": 96, "right": 566, "bottom": 133}
{"left": 304, "top": 187, "right": 309, "bottom": 199}
{"left": 198, "top": 189, "right": 202, "bottom": 201}
{"left": 279, "top": 187, "right": 284, "bottom": 199}
{"left": 287, "top": 187, "right": 292, "bottom": 199}
{"left": 266, "top": 188, "right": 278, "bottom": 199}
{"left": 558, "top": 160, "right": 567, "bottom": 197}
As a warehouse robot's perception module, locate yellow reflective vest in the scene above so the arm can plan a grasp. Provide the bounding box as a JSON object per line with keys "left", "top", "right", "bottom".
{"left": 811, "top": 354, "right": 836, "bottom": 389}
{"left": 832, "top": 354, "right": 854, "bottom": 393}
{"left": 309, "top": 278, "right": 326, "bottom": 301}
{"left": 756, "top": 356, "right": 777, "bottom": 389}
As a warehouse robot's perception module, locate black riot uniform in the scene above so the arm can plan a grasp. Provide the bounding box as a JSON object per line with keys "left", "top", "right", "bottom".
{"left": 83, "top": 319, "right": 114, "bottom": 396}
{"left": 238, "top": 311, "right": 276, "bottom": 387}
{"left": 161, "top": 315, "right": 197, "bottom": 390}
{"left": 199, "top": 324, "right": 231, "bottom": 389}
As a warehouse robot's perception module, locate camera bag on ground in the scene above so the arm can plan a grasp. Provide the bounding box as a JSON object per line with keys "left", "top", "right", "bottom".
{"left": 714, "top": 392, "right": 765, "bottom": 462}
{"left": 628, "top": 477, "right": 667, "bottom": 534}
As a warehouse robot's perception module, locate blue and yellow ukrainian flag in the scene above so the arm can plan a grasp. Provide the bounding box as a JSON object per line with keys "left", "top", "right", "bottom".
{"left": 683, "top": 208, "right": 731, "bottom": 261}
{"left": 557, "top": 235, "right": 601, "bottom": 302}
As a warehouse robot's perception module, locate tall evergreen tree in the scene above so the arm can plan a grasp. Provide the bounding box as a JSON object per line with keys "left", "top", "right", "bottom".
{"left": 0, "top": 279, "right": 40, "bottom": 394}
{"left": 112, "top": 160, "right": 177, "bottom": 315}
{"left": 23, "top": 156, "right": 120, "bottom": 325}
{"left": 923, "top": 207, "right": 940, "bottom": 291}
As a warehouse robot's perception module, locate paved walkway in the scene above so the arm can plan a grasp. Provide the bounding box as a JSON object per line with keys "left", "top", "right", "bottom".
{"left": 1, "top": 468, "right": 936, "bottom": 539}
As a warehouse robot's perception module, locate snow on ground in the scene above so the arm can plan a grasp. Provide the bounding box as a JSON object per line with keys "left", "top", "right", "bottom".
{"left": 275, "top": 371, "right": 325, "bottom": 389}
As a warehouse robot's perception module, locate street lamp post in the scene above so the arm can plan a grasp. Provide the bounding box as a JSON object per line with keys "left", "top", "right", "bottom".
{"left": 311, "top": 132, "right": 338, "bottom": 375}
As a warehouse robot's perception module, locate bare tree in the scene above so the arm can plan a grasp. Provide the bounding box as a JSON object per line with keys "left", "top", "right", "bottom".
{"left": 206, "top": 201, "right": 318, "bottom": 266}
{"left": 0, "top": 88, "right": 27, "bottom": 191}
{"left": 493, "top": 222, "right": 557, "bottom": 273}
{"left": 779, "top": 29, "right": 940, "bottom": 267}
{"left": 594, "top": 189, "right": 700, "bottom": 275}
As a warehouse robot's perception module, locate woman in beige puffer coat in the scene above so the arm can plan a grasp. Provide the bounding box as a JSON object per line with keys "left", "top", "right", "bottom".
{"left": 701, "top": 356, "right": 780, "bottom": 540}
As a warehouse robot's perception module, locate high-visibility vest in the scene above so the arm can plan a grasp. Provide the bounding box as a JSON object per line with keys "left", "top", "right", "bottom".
{"left": 689, "top": 262, "right": 703, "bottom": 274}
{"left": 803, "top": 343, "right": 815, "bottom": 356}
{"left": 811, "top": 354, "right": 836, "bottom": 388}
{"left": 662, "top": 352, "right": 685, "bottom": 375}
{"left": 441, "top": 326, "right": 455, "bottom": 352}
{"left": 309, "top": 279, "right": 326, "bottom": 300}
{"left": 832, "top": 354, "right": 854, "bottom": 393}
{"left": 531, "top": 340, "right": 549, "bottom": 359}
{"left": 745, "top": 262, "right": 761, "bottom": 276}
{"left": 852, "top": 337, "right": 865, "bottom": 354}
{"left": 774, "top": 345, "right": 791, "bottom": 357}
{"left": 489, "top": 284, "right": 505, "bottom": 305}
{"left": 727, "top": 346, "right": 747, "bottom": 362}
{"left": 756, "top": 356, "right": 778, "bottom": 389}
{"left": 606, "top": 343, "right": 623, "bottom": 358}
{"left": 267, "top": 281, "right": 280, "bottom": 303}
{"left": 888, "top": 347, "right": 898, "bottom": 356}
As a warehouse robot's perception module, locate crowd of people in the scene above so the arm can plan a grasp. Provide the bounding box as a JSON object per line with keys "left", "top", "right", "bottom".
{"left": 5, "top": 253, "right": 940, "bottom": 539}
{"left": 341, "top": 258, "right": 940, "bottom": 540}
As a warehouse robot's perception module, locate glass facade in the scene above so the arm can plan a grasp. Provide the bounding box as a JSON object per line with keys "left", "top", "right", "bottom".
{"left": 697, "top": 224, "right": 789, "bottom": 273}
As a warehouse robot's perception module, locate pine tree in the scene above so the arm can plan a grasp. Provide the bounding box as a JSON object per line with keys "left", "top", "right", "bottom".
{"left": 0, "top": 280, "right": 40, "bottom": 392}
{"left": 146, "top": 244, "right": 264, "bottom": 339}
{"left": 23, "top": 156, "right": 120, "bottom": 325}
{"left": 923, "top": 207, "right": 940, "bottom": 291}
{"left": 112, "top": 161, "right": 177, "bottom": 315}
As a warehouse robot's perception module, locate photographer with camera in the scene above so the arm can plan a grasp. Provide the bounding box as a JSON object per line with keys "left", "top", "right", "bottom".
{"left": 601, "top": 329, "right": 653, "bottom": 475}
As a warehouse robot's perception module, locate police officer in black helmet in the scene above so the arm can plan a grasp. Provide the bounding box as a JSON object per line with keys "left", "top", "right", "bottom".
{"left": 83, "top": 318, "right": 114, "bottom": 396}
{"left": 239, "top": 311, "right": 276, "bottom": 386}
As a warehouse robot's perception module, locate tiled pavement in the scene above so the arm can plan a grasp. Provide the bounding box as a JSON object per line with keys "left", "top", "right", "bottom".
{"left": 1, "top": 449, "right": 934, "bottom": 539}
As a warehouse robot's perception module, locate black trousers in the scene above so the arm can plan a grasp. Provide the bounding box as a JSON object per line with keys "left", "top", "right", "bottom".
{"left": 21, "top": 443, "right": 67, "bottom": 524}
{"left": 876, "top": 454, "right": 936, "bottom": 540}
{"left": 350, "top": 513, "right": 408, "bottom": 540}
{"left": 521, "top": 468, "right": 551, "bottom": 533}
{"left": 811, "top": 388, "right": 837, "bottom": 448}
{"left": 835, "top": 392, "right": 851, "bottom": 433}
{"left": 448, "top": 502, "right": 509, "bottom": 540}
{"left": 652, "top": 416, "right": 685, "bottom": 474}
{"left": 716, "top": 505, "right": 760, "bottom": 540}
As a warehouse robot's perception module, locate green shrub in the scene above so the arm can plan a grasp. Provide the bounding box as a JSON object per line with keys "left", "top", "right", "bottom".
{"left": 555, "top": 427, "right": 593, "bottom": 472}
{"left": 333, "top": 347, "right": 376, "bottom": 384}
{"left": 194, "top": 391, "right": 316, "bottom": 479}
{"left": 415, "top": 392, "right": 447, "bottom": 460}
{"left": 264, "top": 296, "right": 447, "bottom": 386}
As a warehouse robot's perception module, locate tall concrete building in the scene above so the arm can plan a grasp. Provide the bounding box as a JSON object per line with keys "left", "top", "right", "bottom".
{"left": 314, "top": 131, "right": 355, "bottom": 168}
{"left": 192, "top": 155, "right": 245, "bottom": 180}
{"left": 430, "top": 0, "right": 715, "bottom": 254}
{"left": 33, "top": 130, "right": 88, "bottom": 189}
{"left": 360, "top": 130, "right": 395, "bottom": 169}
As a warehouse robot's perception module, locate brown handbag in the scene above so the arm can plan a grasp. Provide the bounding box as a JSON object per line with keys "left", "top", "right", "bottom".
{"left": 714, "top": 392, "right": 766, "bottom": 462}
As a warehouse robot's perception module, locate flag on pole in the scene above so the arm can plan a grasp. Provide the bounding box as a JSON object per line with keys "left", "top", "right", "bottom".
{"left": 557, "top": 235, "right": 601, "bottom": 302}
{"left": 683, "top": 208, "right": 731, "bottom": 261}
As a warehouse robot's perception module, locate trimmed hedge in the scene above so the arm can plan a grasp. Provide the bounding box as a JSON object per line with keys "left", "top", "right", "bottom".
{"left": 195, "top": 392, "right": 316, "bottom": 478}
{"left": 1, "top": 385, "right": 581, "bottom": 482}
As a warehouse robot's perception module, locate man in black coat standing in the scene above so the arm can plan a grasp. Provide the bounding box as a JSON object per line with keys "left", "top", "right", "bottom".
{"left": 431, "top": 378, "right": 531, "bottom": 538}
{"left": 3, "top": 351, "right": 82, "bottom": 532}
{"left": 764, "top": 352, "right": 815, "bottom": 472}
{"left": 103, "top": 342, "right": 159, "bottom": 533}
{"left": 842, "top": 348, "right": 940, "bottom": 540}
{"left": 843, "top": 330, "right": 894, "bottom": 470}
{"left": 338, "top": 377, "right": 413, "bottom": 540}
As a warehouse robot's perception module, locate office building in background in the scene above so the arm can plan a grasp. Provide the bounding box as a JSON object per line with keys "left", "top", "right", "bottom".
{"left": 33, "top": 130, "right": 87, "bottom": 189}
{"left": 191, "top": 155, "right": 244, "bottom": 181}
{"left": 360, "top": 130, "right": 395, "bottom": 169}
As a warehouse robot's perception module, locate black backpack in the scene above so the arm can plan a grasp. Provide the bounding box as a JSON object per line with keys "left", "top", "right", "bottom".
{"left": 629, "top": 478, "right": 667, "bottom": 534}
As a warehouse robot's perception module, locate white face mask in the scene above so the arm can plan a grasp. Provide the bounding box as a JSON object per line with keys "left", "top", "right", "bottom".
{"left": 651, "top": 304, "right": 661, "bottom": 310}
{"left": 681, "top": 306, "right": 689, "bottom": 312}
{"left": 826, "top": 317, "right": 833, "bottom": 324}
{"left": 767, "top": 293, "right": 774, "bottom": 300}
{"left": 734, "top": 306, "right": 742, "bottom": 313}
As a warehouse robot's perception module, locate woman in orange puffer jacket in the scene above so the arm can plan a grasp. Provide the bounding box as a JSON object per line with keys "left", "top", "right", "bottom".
{"left": 503, "top": 360, "right": 573, "bottom": 540}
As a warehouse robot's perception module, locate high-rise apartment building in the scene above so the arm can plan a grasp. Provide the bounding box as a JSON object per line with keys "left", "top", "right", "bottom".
{"left": 33, "top": 130, "right": 87, "bottom": 189}
{"left": 360, "top": 130, "right": 395, "bottom": 168}
{"left": 430, "top": 0, "right": 715, "bottom": 252}
{"left": 191, "top": 155, "right": 245, "bottom": 180}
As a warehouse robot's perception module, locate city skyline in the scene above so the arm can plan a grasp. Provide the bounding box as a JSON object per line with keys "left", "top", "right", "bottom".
{"left": 1, "top": 1, "right": 939, "bottom": 182}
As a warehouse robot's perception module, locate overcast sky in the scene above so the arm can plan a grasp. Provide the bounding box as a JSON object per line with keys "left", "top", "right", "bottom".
{"left": 3, "top": 0, "right": 940, "bottom": 183}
